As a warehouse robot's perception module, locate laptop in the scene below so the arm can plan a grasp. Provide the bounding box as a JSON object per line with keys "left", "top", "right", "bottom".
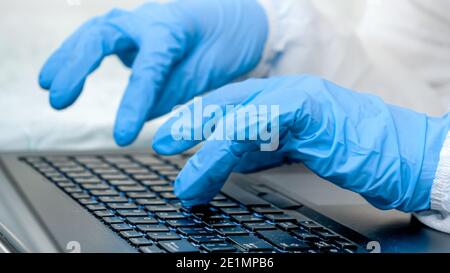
{"left": 0, "top": 150, "right": 449, "bottom": 253}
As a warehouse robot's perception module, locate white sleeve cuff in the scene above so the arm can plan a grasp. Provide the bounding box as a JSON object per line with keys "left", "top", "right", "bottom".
{"left": 415, "top": 131, "right": 450, "bottom": 233}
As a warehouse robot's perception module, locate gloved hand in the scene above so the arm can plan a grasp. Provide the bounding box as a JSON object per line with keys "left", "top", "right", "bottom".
{"left": 38, "top": 0, "right": 268, "bottom": 146}
{"left": 152, "top": 75, "right": 450, "bottom": 212}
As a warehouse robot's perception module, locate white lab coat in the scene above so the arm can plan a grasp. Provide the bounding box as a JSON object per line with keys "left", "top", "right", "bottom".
{"left": 1, "top": 0, "right": 450, "bottom": 232}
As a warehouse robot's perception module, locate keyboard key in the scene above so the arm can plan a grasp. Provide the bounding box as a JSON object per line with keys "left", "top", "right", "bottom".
{"left": 332, "top": 238, "right": 358, "bottom": 250}
{"left": 140, "top": 180, "right": 169, "bottom": 186}
{"left": 136, "top": 224, "right": 169, "bottom": 232}
{"left": 220, "top": 207, "right": 251, "bottom": 215}
{"left": 311, "top": 241, "right": 334, "bottom": 251}
{"left": 129, "top": 237, "right": 153, "bottom": 246}
{"left": 252, "top": 206, "right": 283, "bottom": 215}
{"left": 126, "top": 216, "right": 158, "bottom": 225}
{"left": 71, "top": 193, "right": 91, "bottom": 199}
{"left": 276, "top": 222, "right": 299, "bottom": 231}
{"left": 264, "top": 214, "right": 297, "bottom": 222}
{"left": 229, "top": 235, "right": 274, "bottom": 252}
{"left": 78, "top": 199, "right": 98, "bottom": 205}
{"left": 140, "top": 245, "right": 166, "bottom": 253}
{"left": 102, "top": 217, "right": 123, "bottom": 224}
{"left": 189, "top": 235, "right": 225, "bottom": 244}
{"left": 126, "top": 192, "right": 157, "bottom": 199}
{"left": 111, "top": 223, "right": 133, "bottom": 231}
{"left": 73, "top": 177, "right": 102, "bottom": 184}
{"left": 145, "top": 205, "right": 178, "bottom": 213}
{"left": 94, "top": 210, "right": 115, "bottom": 217}
{"left": 291, "top": 230, "right": 321, "bottom": 242}
{"left": 147, "top": 232, "right": 181, "bottom": 241}
{"left": 243, "top": 222, "right": 276, "bottom": 231}
{"left": 136, "top": 199, "right": 166, "bottom": 206}
{"left": 82, "top": 183, "right": 110, "bottom": 190}
{"left": 257, "top": 230, "right": 309, "bottom": 251}
{"left": 133, "top": 174, "right": 161, "bottom": 180}
{"left": 109, "top": 180, "right": 138, "bottom": 186}
{"left": 314, "top": 230, "right": 340, "bottom": 240}
{"left": 178, "top": 227, "right": 211, "bottom": 236}
{"left": 208, "top": 220, "right": 238, "bottom": 228}
{"left": 166, "top": 219, "right": 198, "bottom": 228}
{"left": 160, "top": 192, "right": 177, "bottom": 200}
{"left": 86, "top": 204, "right": 107, "bottom": 211}
{"left": 120, "top": 230, "right": 144, "bottom": 238}
{"left": 117, "top": 185, "right": 146, "bottom": 192}
{"left": 90, "top": 189, "right": 119, "bottom": 197}
{"left": 118, "top": 209, "right": 147, "bottom": 217}
{"left": 299, "top": 221, "right": 324, "bottom": 231}
{"left": 231, "top": 215, "right": 264, "bottom": 223}
{"left": 202, "top": 243, "right": 237, "bottom": 253}
{"left": 217, "top": 227, "right": 248, "bottom": 236}
{"left": 101, "top": 174, "right": 128, "bottom": 180}
{"left": 108, "top": 203, "right": 138, "bottom": 210}
{"left": 210, "top": 201, "right": 240, "bottom": 208}
{"left": 99, "top": 196, "right": 128, "bottom": 203}
{"left": 155, "top": 212, "right": 186, "bottom": 220}
{"left": 159, "top": 239, "right": 199, "bottom": 253}
{"left": 150, "top": 186, "right": 174, "bottom": 193}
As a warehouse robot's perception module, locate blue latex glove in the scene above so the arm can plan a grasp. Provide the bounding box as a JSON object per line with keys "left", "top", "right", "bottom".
{"left": 38, "top": 0, "right": 268, "bottom": 146}
{"left": 153, "top": 76, "right": 450, "bottom": 212}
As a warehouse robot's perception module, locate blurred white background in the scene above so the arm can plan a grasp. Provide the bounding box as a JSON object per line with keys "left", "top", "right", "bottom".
{"left": 0, "top": 0, "right": 363, "bottom": 151}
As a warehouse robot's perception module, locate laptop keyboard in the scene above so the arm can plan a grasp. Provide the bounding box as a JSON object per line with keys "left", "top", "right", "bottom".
{"left": 22, "top": 154, "right": 359, "bottom": 253}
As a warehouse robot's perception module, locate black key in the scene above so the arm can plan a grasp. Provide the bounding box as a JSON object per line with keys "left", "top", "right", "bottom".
{"left": 209, "top": 220, "right": 237, "bottom": 228}
{"left": 99, "top": 196, "right": 128, "bottom": 203}
{"left": 129, "top": 237, "right": 152, "bottom": 246}
{"left": 126, "top": 192, "right": 157, "bottom": 199}
{"left": 124, "top": 217, "right": 156, "bottom": 225}
{"left": 118, "top": 209, "right": 147, "bottom": 217}
{"left": 136, "top": 199, "right": 166, "bottom": 206}
{"left": 189, "top": 235, "right": 224, "bottom": 244}
{"left": 178, "top": 227, "right": 211, "bottom": 236}
{"left": 150, "top": 186, "right": 174, "bottom": 193}
{"left": 264, "top": 214, "right": 297, "bottom": 222}
{"left": 103, "top": 217, "right": 123, "bottom": 224}
{"left": 117, "top": 185, "right": 146, "bottom": 192}
{"left": 276, "top": 222, "right": 299, "bottom": 231}
{"left": 78, "top": 198, "right": 98, "bottom": 205}
{"left": 86, "top": 204, "right": 107, "bottom": 211}
{"left": 140, "top": 180, "right": 169, "bottom": 186}
{"left": 291, "top": 230, "right": 321, "bottom": 242}
{"left": 332, "top": 238, "right": 358, "bottom": 250}
{"left": 160, "top": 192, "right": 177, "bottom": 200}
{"left": 298, "top": 221, "right": 324, "bottom": 232}
{"left": 252, "top": 206, "right": 283, "bottom": 215}
{"left": 133, "top": 174, "right": 160, "bottom": 180}
{"left": 90, "top": 189, "right": 119, "bottom": 197}
{"left": 73, "top": 177, "right": 101, "bottom": 184}
{"left": 311, "top": 241, "right": 334, "bottom": 251}
{"left": 210, "top": 201, "right": 239, "bottom": 208}
{"left": 202, "top": 243, "right": 237, "bottom": 253}
{"left": 120, "top": 230, "right": 144, "bottom": 238}
{"left": 101, "top": 174, "right": 128, "bottom": 180}
{"left": 221, "top": 207, "right": 251, "bottom": 215}
{"left": 94, "top": 210, "right": 115, "bottom": 217}
{"left": 140, "top": 245, "right": 166, "bottom": 253}
{"left": 136, "top": 224, "right": 169, "bottom": 232}
{"left": 314, "top": 230, "right": 340, "bottom": 240}
{"left": 155, "top": 212, "right": 186, "bottom": 220}
{"left": 109, "top": 180, "right": 137, "bottom": 186}
{"left": 71, "top": 192, "right": 90, "bottom": 199}
{"left": 243, "top": 222, "right": 276, "bottom": 231}
{"left": 146, "top": 205, "right": 178, "bottom": 213}
{"left": 166, "top": 219, "right": 198, "bottom": 228}
{"left": 217, "top": 227, "right": 248, "bottom": 236}
{"left": 231, "top": 215, "right": 264, "bottom": 223}
{"left": 212, "top": 194, "right": 228, "bottom": 201}
{"left": 82, "top": 183, "right": 110, "bottom": 190}
{"left": 159, "top": 239, "right": 199, "bottom": 253}
{"left": 257, "top": 230, "right": 310, "bottom": 251}
{"left": 111, "top": 223, "right": 133, "bottom": 231}
{"left": 229, "top": 235, "right": 274, "bottom": 252}
{"left": 147, "top": 232, "right": 181, "bottom": 241}
{"left": 108, "top": 203, "right": 138, "bottom": 210}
